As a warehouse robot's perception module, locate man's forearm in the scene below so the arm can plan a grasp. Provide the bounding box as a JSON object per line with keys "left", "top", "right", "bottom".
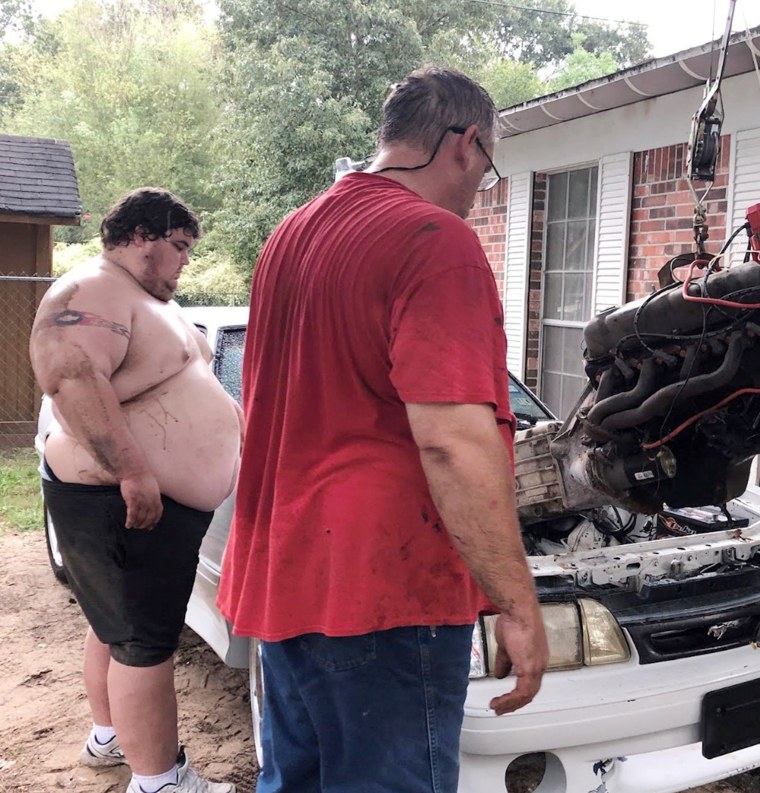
{"left": 51, "top": 372, "right": 152, "bottom": 481}
{"left": 418, "top": 429, "right": 539, "bottom": 620}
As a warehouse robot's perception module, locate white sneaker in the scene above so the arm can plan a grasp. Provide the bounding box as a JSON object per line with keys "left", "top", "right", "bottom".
{"left": 126, "top": 747, "right": 235, "bottom": 793}
{"left": 80, "top": 731, "right": 127, "bottom": 767}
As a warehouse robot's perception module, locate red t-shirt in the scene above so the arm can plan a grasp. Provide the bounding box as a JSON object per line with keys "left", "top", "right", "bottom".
{"left": 218, "top": 172, "right": 516, "bottom": 641}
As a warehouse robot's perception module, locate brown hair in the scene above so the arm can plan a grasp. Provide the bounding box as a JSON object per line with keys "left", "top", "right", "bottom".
{"left": 100, "top": 187, "right": 200, "bottom": 249}
{"left": 378, "top": 66, "right": 498, "bottom": 153}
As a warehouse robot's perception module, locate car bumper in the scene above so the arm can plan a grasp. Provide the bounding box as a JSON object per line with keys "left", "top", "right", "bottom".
{"left": 184, "top": 555, "right": 249, "bottom": 669}
{"left": 459, "top": 641, "right": 760, "bottom": 792}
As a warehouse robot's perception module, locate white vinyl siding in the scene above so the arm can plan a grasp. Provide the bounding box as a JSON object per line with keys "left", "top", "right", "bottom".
{"left": 594, "top": 152, "right": 633, "bottom": 313}
{"left": 503, "top": 171, "right": 533, "bottom": 379}
{"left": 728, "top": 128, "right": 760, "bottom": 267}
{"left": 728, "top": 128, "right": 760, "bottom": 487}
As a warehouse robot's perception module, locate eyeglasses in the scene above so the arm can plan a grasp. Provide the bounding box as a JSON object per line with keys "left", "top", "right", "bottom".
{"left": 449, "top": 127, "right": 502, "bottom": 192}
{"left": 373, "top": 126, "right": 502, "bottom": 192}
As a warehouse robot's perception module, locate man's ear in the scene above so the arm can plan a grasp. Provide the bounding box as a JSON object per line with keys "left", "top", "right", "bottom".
{"left": 451, "top": 124, "right": 479, "bottom": 170}
{"left": 131, "top": 226, "right": 148, "bottom": 247}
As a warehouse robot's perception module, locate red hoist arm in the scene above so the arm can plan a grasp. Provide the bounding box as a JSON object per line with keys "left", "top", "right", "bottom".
{"left": 747, "top": 203, "right": 760, "bottom": 262}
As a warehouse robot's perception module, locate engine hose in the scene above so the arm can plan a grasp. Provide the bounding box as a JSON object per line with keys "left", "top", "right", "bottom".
{"left": 594, "top": 366, "right": 619, "bottom": 403}
{"left": 679, "top": 342, "right": 700, "bottom": 379}
{"left": 599, "top": 332, "right": 748, "bottom": 432}
{"left": 587, "top": 357, "right": 659, "bottom": 426}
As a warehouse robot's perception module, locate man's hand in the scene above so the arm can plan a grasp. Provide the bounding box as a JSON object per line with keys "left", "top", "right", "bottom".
{"left": 489, "top": 612, "right": 549, "bottom": 715}
{"left": 408, "top": 401, "right": 549, "bottom": 714}
{"left": 120, "top": 473, "right": 163, "bottom": 529}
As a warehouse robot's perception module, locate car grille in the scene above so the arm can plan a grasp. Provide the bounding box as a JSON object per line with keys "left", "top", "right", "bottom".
{"left": 603, "top": 567, "right": 760, "bottom": 664}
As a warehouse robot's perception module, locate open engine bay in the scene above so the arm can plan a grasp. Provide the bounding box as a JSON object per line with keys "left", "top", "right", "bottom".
{"left": 512, "top": 204, "right": 760, "bottom": 600}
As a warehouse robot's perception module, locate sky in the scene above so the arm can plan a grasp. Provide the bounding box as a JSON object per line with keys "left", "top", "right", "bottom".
{"left": 29, "top": 0, "right": 760, "bottom": 60}
{"left": 570, "top": 0, "right": 760, "bottom": 57}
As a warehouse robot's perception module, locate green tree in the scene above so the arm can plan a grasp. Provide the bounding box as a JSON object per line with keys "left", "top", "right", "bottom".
{"left": 3, "top": 0, "right": 223, "bottom": 241}
{"left": 0, "top": 0, "right": 34, "bottom": 40}
{"left": 548, "top": 34, "right": 621, "bottom": 92}
{"left": 213, "top": 0, "right": 650, "bottom": 271}
{"left": 575, "top": 20, "right": 649, "bottom": 66}
{"left": 0, "top": 0, "right": 45, "bottom": 124}
{"left": 212, "top": 0, "right": 427, "bottom": 266}
{"left": 478, "top": 58, "right": 545, "bottom": 110}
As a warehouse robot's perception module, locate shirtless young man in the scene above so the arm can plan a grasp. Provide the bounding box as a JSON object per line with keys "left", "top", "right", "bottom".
{"left": 29, "top": 188, "right": 243, "bottom": 793}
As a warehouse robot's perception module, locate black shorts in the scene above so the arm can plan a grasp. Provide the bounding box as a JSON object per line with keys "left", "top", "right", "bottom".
{"left": 42, "top": 479, "right": 213, "bottom": 667}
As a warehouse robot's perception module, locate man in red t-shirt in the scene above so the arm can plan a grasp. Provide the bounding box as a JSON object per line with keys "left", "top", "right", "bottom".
{"left": 219, "top": 66, "right": 548, "bottom": 792}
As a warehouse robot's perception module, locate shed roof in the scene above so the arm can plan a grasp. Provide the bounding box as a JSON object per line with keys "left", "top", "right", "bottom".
{"left": 0, "top": 134, "right": 81, "bottom": 222}
{"left": 500, "top": 26, "right": 760, "bottom": 138}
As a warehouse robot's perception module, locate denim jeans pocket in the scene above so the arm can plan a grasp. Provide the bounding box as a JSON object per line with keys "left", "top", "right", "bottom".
{"left": 298, "top": 632, "right": 377, "bottom": 672}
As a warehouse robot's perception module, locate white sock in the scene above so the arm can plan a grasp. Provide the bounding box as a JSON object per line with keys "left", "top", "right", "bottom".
{"left": 92, "top": 723, "right": 117, "bottom": 745}
{"left": 131, "top": 766, "right": 179, "bottom": 793}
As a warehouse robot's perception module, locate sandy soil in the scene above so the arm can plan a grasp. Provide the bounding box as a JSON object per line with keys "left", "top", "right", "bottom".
{"left": 0, "top": 531, "right": 256, "bottom": 793}
{"left": 1, "top": 529, "right": 760, "bottom": 793}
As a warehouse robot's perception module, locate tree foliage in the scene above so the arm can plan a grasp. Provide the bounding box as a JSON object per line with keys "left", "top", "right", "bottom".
{"left": 212, "top": 0, "right": 650, "bottom": 271}
{"left": 3, "top": 0, "right": 223, "bottom": 241}
{"left": 547, "top": 34, "right": 622, "bottom": 93}
{"left": 0, "top": 0, "right": 651, "bottom": 278}
{"left": 0, "top": 0, "right": 34, "bottom": 40}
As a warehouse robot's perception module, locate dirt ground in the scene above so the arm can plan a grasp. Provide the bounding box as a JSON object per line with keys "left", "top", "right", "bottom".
{"left": 1, "top": 529, "right": 760, "bottom": 793}
{"left": 0, "top": 531, "right": 256, "bottom": 793}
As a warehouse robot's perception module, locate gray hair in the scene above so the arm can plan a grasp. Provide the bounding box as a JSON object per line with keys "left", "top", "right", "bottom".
{"left": 378, "top": 66, "right": 499, "bottom": 153}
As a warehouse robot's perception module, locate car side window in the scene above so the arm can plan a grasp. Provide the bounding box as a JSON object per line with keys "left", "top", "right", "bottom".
{"left": 215, "top": 328, "right": 246, "bottom": 404}
{"left": 508, "top": 375, "right": 555, "bottom": 424}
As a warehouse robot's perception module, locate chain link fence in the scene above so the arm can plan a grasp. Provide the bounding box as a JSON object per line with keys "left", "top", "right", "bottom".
{"left": 0, "top": 274, "right": 54, "bottom": 449}
{"left": 0, "top": 273, "right": 247, "bottom": 449}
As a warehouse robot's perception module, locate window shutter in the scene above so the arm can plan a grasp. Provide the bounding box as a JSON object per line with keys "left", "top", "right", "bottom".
{"left": 504, "top": 171, "right": 532, "bottom": 379}
{"left": 728, "top": 128, "right": 760, "bottom": 267}
{"left": 593, "top": 152, "right": 633, "bottom": 314}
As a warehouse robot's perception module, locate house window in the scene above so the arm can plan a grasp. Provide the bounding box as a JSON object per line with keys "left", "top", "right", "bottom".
{"left": 540, "top": 166, "right": 598, "bottom": 419}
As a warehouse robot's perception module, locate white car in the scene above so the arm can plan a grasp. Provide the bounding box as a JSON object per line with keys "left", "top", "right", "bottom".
{"left": 37, "top": 305, "right": 760, "bottom": 793}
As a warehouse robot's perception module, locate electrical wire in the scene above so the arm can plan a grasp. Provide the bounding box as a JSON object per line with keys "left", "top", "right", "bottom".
{"left": 622, "top": 223, "right": 754, "bottom": 357}
{"left": 642, "top": 387, "right": 760, "bottom": 450}
{"left": 631, "top": 280, "right": 682, "bottom": 355}
{"left": 611, "top": 505, "right": 636, "bottom": 532}
{"left": 653, "top": 301, "right": 708, "bottom": 447}
{"left": 463, "top": 0, "right": 644, "bottom": 27}
{"left": 628, "top": 224, "right": 753, "bottom": 450}
{"left": 682, "top": 259, "right": 760, "bottom": 310}
{"left": 698, "top": 223, "right": 754, "bottom": 320}
{"left": 613, "top": 302, "right": 760, "bottom": 354}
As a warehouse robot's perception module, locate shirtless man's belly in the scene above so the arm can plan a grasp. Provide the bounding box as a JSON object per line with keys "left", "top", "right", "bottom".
{"left": 32, "top": 247, "right": 243, "bottom": 523}
{"left": 45, "top": 359, "right": 241, "bottom": 512}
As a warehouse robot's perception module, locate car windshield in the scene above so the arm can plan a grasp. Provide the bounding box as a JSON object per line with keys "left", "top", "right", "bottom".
{"left": 214, "top": 327, "right": 246, "bottom": 404}
{"left": 204, "top": 320, "right": 553, "bottom": 425}
{"left": 509, "top": 374, "right": 555, "bottom": 426}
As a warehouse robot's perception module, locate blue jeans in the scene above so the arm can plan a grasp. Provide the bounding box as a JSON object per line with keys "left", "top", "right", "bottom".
{"left": 256, "top": 625, "right": 473, "bottom": 793}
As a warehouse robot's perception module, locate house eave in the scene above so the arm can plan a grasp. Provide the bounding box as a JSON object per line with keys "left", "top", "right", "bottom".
{"left": 0, "top": 211, "right": 81, "bottom": 226}
{"left": 499, "top": 26, "right": 760, "bottom": 139}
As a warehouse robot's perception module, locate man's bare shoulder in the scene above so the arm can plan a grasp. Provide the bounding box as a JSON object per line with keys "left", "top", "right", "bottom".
{"left": 41, "top": 255, "right": 142, "bottom": 313}
{"left": 32, "top": 256, "right": 138, "bottom": 349}
{"left": 48, "top": 256, "right": 139, "bottom": 300}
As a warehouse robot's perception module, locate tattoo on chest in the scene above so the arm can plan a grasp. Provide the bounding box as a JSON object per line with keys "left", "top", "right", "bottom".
{"left": 51, "top": 310, "right": 130, "bottom": 339}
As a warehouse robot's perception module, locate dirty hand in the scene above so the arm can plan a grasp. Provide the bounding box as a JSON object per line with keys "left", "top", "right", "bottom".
{"left": 120, "top": 473, "right": 163, "bottom": 529}
{"left": 489, "top": 611, "right": 549, "bottom": 715}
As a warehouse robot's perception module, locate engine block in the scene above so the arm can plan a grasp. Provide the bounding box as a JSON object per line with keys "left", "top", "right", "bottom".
{"left": 526, "top": 262, "right": 760, "bottom": 520}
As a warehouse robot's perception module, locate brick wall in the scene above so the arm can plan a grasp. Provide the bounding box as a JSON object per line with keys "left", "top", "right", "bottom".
{"left": 524, "top": 173, "right": 547, "bottom": 391}
{"left": 470, "top": 177, "right": 508, "bottom": 299}
{"left": 467, "top": 137, "right": 733, "bottom": 391}
{"left": 627, "top": 136, "right": 730, "bottom": 300}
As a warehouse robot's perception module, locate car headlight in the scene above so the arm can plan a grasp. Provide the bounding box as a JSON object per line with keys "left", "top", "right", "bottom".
{"left": 469, "top": 599, "right": 630, "bottom": 679}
